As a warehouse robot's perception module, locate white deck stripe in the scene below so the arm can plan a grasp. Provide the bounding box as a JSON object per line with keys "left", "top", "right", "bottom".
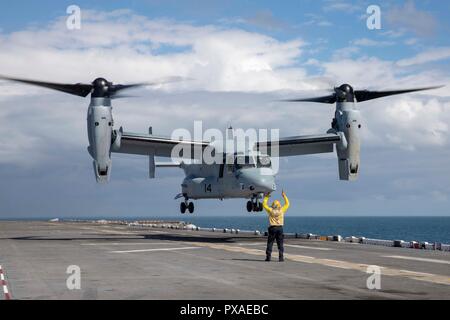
{"left": 81, "top": 226, "right": 168, "bottom": 235}
{"left": 0, "top": 265, "right": 11, "bottom": 299}
{"left": 235, "top": 243, "right": 265, "bottom": 246}
{"left": 383, "top": 255, "right": 450, "bottom": 265}
{"left": 285, "top": 244, "right": 333, "bottom": 251}
{"left": 236, "top": 243, "right": 333, "bottom": 250}
{"left": 110, "top": 247, "right": 201, "bottom": 254}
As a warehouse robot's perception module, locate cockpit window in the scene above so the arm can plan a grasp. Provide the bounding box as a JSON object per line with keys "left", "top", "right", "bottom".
{"left": 234, "top": 155, "right": 256, "bottom": 170}
{"left": 234, "top": 155, "right": 271, "bottom": 169}
{"left": 257, "top": 156, "right": 271, "bottom": 168}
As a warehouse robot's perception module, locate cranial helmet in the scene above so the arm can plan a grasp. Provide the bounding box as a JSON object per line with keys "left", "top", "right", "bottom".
{"left": 272, "top": 200, "right": 281, "bottom": 209}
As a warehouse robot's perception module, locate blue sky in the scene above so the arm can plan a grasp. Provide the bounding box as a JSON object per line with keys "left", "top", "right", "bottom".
{"left": 0, "top": 0, "right": 449, "bottom": 218}
{"left": 1, "top": 0, "right": 449, "bottom": 62}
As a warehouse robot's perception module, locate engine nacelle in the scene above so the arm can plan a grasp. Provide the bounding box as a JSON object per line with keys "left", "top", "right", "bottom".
{"left": 87, "top": 98, "right": 114, "bottom": 183}
{"left": 333, "top": 102, "right": 361, "bottom": 181}
{"left": 93, "top": 159, "right": 112, "bottom": 183}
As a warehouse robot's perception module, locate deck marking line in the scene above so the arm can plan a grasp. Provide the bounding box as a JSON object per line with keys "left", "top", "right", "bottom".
{"left": 234, "top": 242, "right": 264, "bottom": 246}
{"left": 382, "top": 255, "right": 450, "bottom": 265}
{"left": 190, "top": 242, "right": 450, "bottom": 286}
{"left": 110, "top": 247, "right": 201, "bottom": 254}
{"left": 0, "top": 265, "right": 11, "bottom": 300}
{"left": 285, "top": 244, "right": 333, "bottom": 251}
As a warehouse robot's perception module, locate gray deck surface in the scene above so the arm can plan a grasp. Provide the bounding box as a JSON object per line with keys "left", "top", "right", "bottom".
{"left": 0, "top": 221, "right": 449, "bottom": 300}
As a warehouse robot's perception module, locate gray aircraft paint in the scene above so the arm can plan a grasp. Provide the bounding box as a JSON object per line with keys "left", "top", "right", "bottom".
{"left": 333, "top": 101, "right": 361, "bottom": 181}
{"left": 179, "top": 160, "right": 276, "bottom": 200}
{"left": 87, "top": 97, "right": 114, "bottom": 183}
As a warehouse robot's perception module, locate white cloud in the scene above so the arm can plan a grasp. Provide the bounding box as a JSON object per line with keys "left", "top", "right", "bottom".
{"left": 245, "top": 10, "right": 286, "bottom": 30}
{"left": 0, "top": 8, "right": 449, "bottom": 216}
{"left": 331, "top": 46, "right": 360, "bottom": 60}
{"left": 302, "top": 14, "right": 333, "bottom": 27}
{"left": 404, "top": 38, "right": 418, "bottom": 46}
{"left": 0, "top": 10, "right": 312, "bottom": 93}
{"left": 322, "top": 1, "right": 362, "bottom": 13}
{"left": 351, "top": 38, "right": 394, "bottom": 47}
{"left": 386, "top": 1, "right": 438, "bottom": 37}
{"left": 323, "top": 57, "right": 396, "bottom": 85}
{"left": 367, "top": 97, "right": 450, "bottom": 149}
{"left": 381, "top": 30, "right": 406, "bottom": 39}
{"left": 0, "top": 8, "right": 449, "bottom": 168}
{"left": 321, "top": 56, "right": 450, "bottom": 148}
{"left": 322, "top": 56, "right": 449, "bottom": 92}
{"left": 396, "top": 47, "right": 450, "bottom": 67}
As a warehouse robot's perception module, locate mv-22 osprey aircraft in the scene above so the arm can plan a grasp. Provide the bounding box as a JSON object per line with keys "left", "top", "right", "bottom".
{"left": 1, "top": 75, "right": 442, "bottom": 213}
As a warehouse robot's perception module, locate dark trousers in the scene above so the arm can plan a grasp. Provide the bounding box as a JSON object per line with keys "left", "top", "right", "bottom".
{"left": 266, "top": 226, "right": 284, "bottom": 257}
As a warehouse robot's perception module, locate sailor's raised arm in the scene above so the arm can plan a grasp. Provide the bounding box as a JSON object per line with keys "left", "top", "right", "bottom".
{"left": 281, "top": 191, "right": 290, "bottom": 212}
{"left": 262, "top": 193, "right": 272, "bottom": 214}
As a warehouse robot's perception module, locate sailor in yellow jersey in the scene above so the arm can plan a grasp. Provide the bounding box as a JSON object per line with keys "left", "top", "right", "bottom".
{"left": 262, "top": 191, "right": 289, "bottom": 262}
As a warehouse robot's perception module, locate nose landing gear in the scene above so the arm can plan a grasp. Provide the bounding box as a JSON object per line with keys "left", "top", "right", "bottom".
{"left": 246, "top": 201, "right": 253, "bottom": 212}
{"left": 180, "top": 199, "right": 194, "bottom": 214}
{"left": 247, "top": 196, "right": 263, "bottom": 212}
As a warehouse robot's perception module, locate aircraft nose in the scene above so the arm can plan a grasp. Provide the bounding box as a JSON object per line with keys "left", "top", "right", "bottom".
{"left": 256, "top": 176, "right": 277, "bottom": 192}
{"left": 237, "top": 169, "right": 276, "bottom": 193}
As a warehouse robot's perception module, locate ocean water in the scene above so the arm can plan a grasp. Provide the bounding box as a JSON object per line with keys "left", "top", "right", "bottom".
{"left": 2, "top": 216, "right": 449, "bottom": 244}
{"left": 165, "top": 216, "right": 450, "bottom": 244}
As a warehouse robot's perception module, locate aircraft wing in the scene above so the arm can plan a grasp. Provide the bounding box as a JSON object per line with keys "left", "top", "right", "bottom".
{"left": 113, "top": 130, "right": 340, "bottom": 158}
{"left": 112, "top": 131, "right": 210, "bottom": 159}
{"left": 254, "top": 133, "right": 341, "bottom": 157}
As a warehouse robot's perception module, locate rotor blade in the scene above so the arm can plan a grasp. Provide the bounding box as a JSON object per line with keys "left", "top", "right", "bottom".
{"left": 146, "top": 76, "right": 193, "bottom": 86}
{"left": 0, "top": 75, "right": 93, "bottom": 97}
{"left": 115, "top": 76, "right": 192, "bottom": 91}
{"left": 354, "top": 85, "right": 444, "bottom": 102}
{"left": 111, "top": 83, "right": 146, "bottom": 92}
{"left": 280, "top": 94, "right": 337, "bottom": 104}
{"left": 105, "top": 82, "right": 147, "bottom": 99}
{"left": 110, "top": 76, "right": 191, "bottom": 97}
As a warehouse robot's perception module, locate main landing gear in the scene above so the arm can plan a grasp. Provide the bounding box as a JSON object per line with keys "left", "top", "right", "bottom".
{"left": 247, "top": 196, "right": 263, "bottom": 212}
{"left": 180, "top": 199, "right": 194, "bottom": 214}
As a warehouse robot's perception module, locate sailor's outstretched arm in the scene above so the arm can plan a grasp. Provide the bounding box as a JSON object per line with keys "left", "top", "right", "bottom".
{"left": 281, "top": 191, "right": 290, "bottom": 212}
{"left": 262, "top": 193, "right": 272, "bottom": 214}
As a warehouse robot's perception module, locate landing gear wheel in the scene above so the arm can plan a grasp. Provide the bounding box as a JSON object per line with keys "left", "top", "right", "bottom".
{"left": 253, "top": 202, "right": 259, "bottom": 212}
{"left": 188, "top": 202, "right": 194, "bottom": 214}
{"left": 246, "top": 201, "right": 253, "bottom": 212}
{"left": 258, "top": 202, "right": 263, "bottom": 212}
{"left": 180, "top": 202, "right": 187, "bottom": 214}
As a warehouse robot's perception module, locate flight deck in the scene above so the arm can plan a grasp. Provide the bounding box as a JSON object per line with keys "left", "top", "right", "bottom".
{"left": 0, "top": 220, "right": 449, "bottom": 300}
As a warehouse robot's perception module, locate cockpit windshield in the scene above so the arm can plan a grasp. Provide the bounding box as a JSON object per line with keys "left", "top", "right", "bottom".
{"left": 257, "top": 155, "right": 271, "bottom": 168}
{"left": 234, "top": 155, "right": 256, "bottom": 170}
{"left": 234, "top": 155, "right": 271, "bottom": 170}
